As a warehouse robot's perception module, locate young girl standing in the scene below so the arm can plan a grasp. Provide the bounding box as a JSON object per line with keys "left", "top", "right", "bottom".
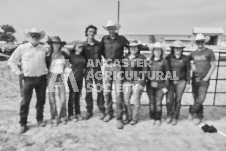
{"left": 46, "top": 36, "right": 68, "bottom": 126}
{"left": 147, "top": 42, "right": 170, "bottom": 126}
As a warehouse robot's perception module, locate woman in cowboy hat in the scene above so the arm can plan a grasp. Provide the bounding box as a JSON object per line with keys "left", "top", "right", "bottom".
{"left": 165, "top": 40, "right": 191, "bottom": 125}
{"left": 46, "top": 36, "right": 68, "bottom": 126}
{"left": 67, "top": 40, "right": 86, "bottom": 122}
{"left": 146, "top": 42, "right": 170, "bottom": 127}
{"left": 188, "top": 33, "right": 216, "bottom": 125}
{"left": 122, "top": 40, "right": 147, "bottom": 125}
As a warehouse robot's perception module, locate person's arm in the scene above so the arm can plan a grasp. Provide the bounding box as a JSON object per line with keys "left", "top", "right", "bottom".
{"left": 185, "top": 56, "right": 191, "bottom": 84}
{"left": 100, "top": 37, "right": 105, "bottom": 59}
{"left": 203, "top": 50, "right": 216, "bottom": 81}
{"left": 162, "top": 59, "right": 170, "bottom": 94}
{"left": 139, "top": 56, "right": 148, "bottom": 87}
{"left": 8, "top": 45, "right": 23, "bottom": 76}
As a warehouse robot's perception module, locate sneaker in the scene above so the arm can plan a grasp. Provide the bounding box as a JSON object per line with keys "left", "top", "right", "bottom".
{"left": 155, "top": 120, "right": 161, "bottom": 127}
{"left": 150, "top": 119, "right": 155, "bottom": 126}
{"left": 123, "top": 119, "right": 131, "bottom": 125}
{"left": 117, "top": 120, "right": 124, "bottom": 129}
{"left": 130, "top": 120, "right": 138, "bottom": 125}
{"left": 84, "top": 112, "right": 93, "bottom": 120}
{"left": 76, "top": 114, "right": 84, "bottom": 121}
{"left": 193, "top": 118, "right": 202, "bottom": 125}
{"left": 19, "top": 125, "right": 29, "bottom": 134}
{"left": 99, "top": 112, "right": 106, "bottom": 120}
{"left": 171, "top": 119, "right": 178, "bottom": 126}
{"left": 37, "top": 120, "right": 46, "bottom": 127}
{"left": 188, "top": 113, "right": 194, "bottom": 120}
{"left": 103, "top": 115, "right": 113, "bottom": 122}
{"left": 165, "top": 117, "right": 172, "bottom": 124}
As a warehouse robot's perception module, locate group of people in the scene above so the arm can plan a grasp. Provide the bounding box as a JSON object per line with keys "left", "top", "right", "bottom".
{"left": 8, "top": 20, "right": 216, "bottom": 134}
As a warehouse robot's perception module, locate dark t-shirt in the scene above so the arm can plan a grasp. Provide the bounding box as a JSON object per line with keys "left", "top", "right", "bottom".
{"left": 101, "top": 34, "right": 129, "bottom": 61}
{"left": 189, "top": 48, "right": 215, "bottom": 77}
{"left": 69, "top": 53, "right": 86, "bottom": 81}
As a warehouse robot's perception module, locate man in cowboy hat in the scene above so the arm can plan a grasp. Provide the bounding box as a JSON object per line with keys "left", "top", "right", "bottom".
{"left": 188, "top": 33, "right": 216, "bottom": 125}
{"left": 101, "top": 20, "right": 129, "bottom": 129}
{"left": 83, "top": 25, "right": 106, "bottom": 120}
{"left": 8, "top": 27, "right": 48, "bottom": 133}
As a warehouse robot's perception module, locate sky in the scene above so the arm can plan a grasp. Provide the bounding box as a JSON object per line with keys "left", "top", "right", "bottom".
{"left": 1, "top": 0, "right": 226, "bottom": 42}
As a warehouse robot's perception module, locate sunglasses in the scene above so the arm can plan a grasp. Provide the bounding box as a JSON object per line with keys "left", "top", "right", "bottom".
{"left": 30, "top": 33, "right": 41, "bottom": 39}
{"left": 196, "top": 41, "right": 205, "bottom": 44}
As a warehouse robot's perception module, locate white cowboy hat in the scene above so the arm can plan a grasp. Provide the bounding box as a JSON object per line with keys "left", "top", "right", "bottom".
{"left": 170, "top": 40, "right": 185, "bottom": 48}
{"left": 129, "top": 40, "right": 140, "bottom": 47}
{"left": 149, "top": 42, "right": 167, "bottom": 58}
{"left": 195, "top": 33, "right": 210, "bottom": 43}
{"left": 25, "top": 27, "right": 45, "bottom": 39}
{"left": 103, "top": 20, "right": 121, "bottom": 31}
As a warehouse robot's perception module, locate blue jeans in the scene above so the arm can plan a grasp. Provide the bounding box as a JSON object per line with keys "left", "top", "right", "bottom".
{"left": 147, "top": 86, "right": 164, "bottom": 120}
{"left": 85, "top": 67, "right": 105, "bottom": 113}
{"left": 104, "top": 65, "right": 124, "bottom": 120}
{"left": 166, "top": 80, "right": 186, "bottom": 119}
{"left": 123, "top": 81, "right": 144, "bottom": 121}
{"left": 68, "top": 79, "right": 83, "bottom": 116}
{"left": 190, "top": 77, "right": 210, "bottom": 119}
{"left": 20, "top": 75, "right": 47, "bottom": 126}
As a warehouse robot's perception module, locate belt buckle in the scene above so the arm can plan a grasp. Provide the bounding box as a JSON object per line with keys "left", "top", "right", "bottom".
{"left": 151, "top": 82, "right": 158, "bottom": 88}
{"left": 173, "top": 80, "right": 179, "bottom": 85}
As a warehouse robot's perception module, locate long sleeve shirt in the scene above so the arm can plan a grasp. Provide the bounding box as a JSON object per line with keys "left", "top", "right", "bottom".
{"left": 122, "top": 53, "right": 147, "bottom": 86}
{"left": 101, "top": 34, "right": 129, "bottom": 62}
{"left": 147, "top": 58, "right": 170, "bottom": 89}
{"left": 83, "top": 39, "right": 102, "bottom": 68}
{"left": 69, "top": 53, "right": 86, "bottom": 81}
{"left": 165, "top": 54, "right": 191, "bottom": 84}
{"left": 8, "top": 42, "right": 47, "bottom": 77}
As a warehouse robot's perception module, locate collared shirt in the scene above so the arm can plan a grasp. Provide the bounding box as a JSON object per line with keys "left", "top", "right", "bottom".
{"left": 8, "top": 42, "right": 47, "bottom": 77}
{"left": 83, "top": 39, "right": 102, "bottom": 68}
{"left": 122, "top": 53, "right": 147, "bottom": 85}
{"left": 166, "top": 54, "right": 191, "bottom": 83}
{"left": 189, "top": 48, "right": 216, "bottom": 77}
{"left": 101, "top": 34, "right": 129, "bottom": 62}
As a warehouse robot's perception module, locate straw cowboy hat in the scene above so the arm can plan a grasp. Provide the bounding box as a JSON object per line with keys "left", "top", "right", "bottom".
{"left": 47, "top": 36, "right": 66, "bottom": 45}
{"left": 170, "top": 40, "right": 186, "bottom": 48}
{"left": 129, "top": 40, "right": 141, "bottom": 47}
{"left": 195, "top": 33, "right": 210, "bottom": 43}
{"left": 25, "top": 27, "right": 45, "bottom": 39}
{"left": 149, "top": 42, "right": 167, "bottom": 58}
{"left": 103, "top": 20, "right": 121, "bottom": 31}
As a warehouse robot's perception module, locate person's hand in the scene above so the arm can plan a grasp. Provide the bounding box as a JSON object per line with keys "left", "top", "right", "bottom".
{"left": 19, "top": 73, "right": 24, "bottom": 80}
{"left": 185, "top": 84, "right": 191, "bottom": 92}
{"left": 162, "top": 88, "right": 168, "bottom": 94}
{"left": 202, "top": 77, "right": 209, "bottom": 81}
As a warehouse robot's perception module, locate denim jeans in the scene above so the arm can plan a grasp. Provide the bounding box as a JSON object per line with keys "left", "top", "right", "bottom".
{"left": 123, "top": 81, "right": 144, "bottom": 121}
{"left": 85, "top": 67, "right": 105, "bottom": 113}
{"left": 166, "top": 80, "right": 186, "bottom": 119}
{"left": 48, "top": 74, "right": 67, "bottom": 120}
{"left": 104, "top": 65, "right": 124, "bottom": 120}
{"left": 190, "top": 77, "right": 210, "bottom": 119}
{"left": 20, "top": 75, "right": 47, "bottom": 126}
{"left": 68, "top": 78, "right": 83, "bottom": 116}
{"left": 147, "top": 86, "right": 164, "bottom": 120}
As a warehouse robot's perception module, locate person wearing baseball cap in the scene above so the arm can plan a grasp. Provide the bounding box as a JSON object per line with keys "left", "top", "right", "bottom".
{"left": 188, "top": 33, "right": 216, "bottom": 125}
